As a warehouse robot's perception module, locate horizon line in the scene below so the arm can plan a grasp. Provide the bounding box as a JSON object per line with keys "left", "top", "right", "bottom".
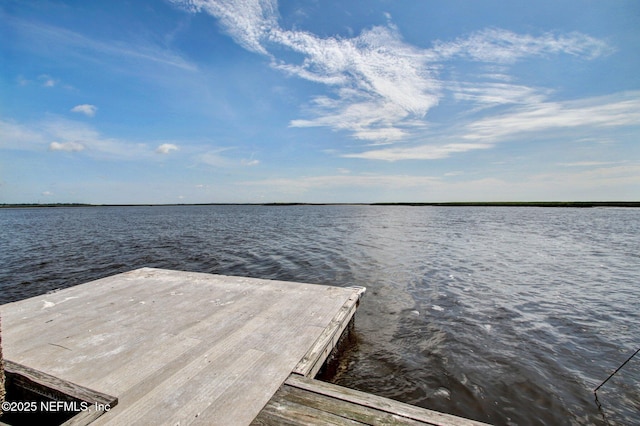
{"left": 2, "top": 201, "right": 640, "bottom": 208}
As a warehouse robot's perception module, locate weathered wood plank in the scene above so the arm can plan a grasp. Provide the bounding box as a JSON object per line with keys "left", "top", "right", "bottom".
{"left": 126, "top": 349, "right": 267, "bottom": 426}
{"left": 285, "top": 375, "right": 490, "bottom": 426}
{"left": 294, "top": 288, "right": 364, "bottom": 377}
{"left": 90, "top": 320, "right": 270, "bottom": 424}
{"left": 192, "top": 351, "right": 291, "bottom": 426}
{"left": 4, "top": 360, "right": 116, "bottom": 408}
{"left": 61, "top": 409, "right": 106, "bottom": 426}
{"left": 272, "top": 382, "right": 427, "bottom": 425}
{"left": 85, "top": 333, "right": 202, "bottom": 394}
{"left": 3, "top": 360, "right": 116, "bottom": 426}
{"left": 252, "top": 395, "right": 365, "bottom": 426}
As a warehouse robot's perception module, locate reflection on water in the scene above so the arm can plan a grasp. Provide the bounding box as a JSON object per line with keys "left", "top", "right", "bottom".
{"left": 1, "top": 205, "right": 638, "bottom": 425}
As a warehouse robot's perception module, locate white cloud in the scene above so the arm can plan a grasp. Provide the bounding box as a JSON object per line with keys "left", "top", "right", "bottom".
{"left": 42, "top": 191, "right": 54, "bottom": 196}
{"left": 156, "top": 143, "right": 179, "bottom": 154}
{"left": 171, "top": 0, "right": 613, "bottom": 151}
{"left": 342, "top": 143, "right": 493, "bottom": 161}
{"left": 450, "top": 82, "right": 550, "bottom": 106}
{"left": 336, "top": 91, "right": 640, "bottom": 161}
{"left": 463, "top": 91, "right": 640, "bottom": 142}
{"left": 271, "top": 25, "right": 441, "bottom": 115}
{"left": 49, "top": 141, "right": 85, "bottom": 152}
{"left": 171, "top": 0, "right": 277, "bottom": 55}
{"left": 556, "top": 161, "right": 619, "bottom": 167}
{"left": 71, "top": 104, "right": 97, "bottom": 117}
{"left": 431, "top": 28, "right": 612, "bottom": 63}
{"left": 290, "top": 92, "right": 423, "bottom": 142}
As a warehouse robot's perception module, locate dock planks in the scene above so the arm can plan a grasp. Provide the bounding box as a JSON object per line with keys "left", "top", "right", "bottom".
{"left": 1, "top": 268, "right": 363, "bottom": 425}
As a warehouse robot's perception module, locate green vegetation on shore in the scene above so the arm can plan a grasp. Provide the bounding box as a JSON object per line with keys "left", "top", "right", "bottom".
{"left": 370, "top": 201, "right": 640, "bottom": 208}
{"left": 0, "top": 203, "right": 94, "bottom": 208}
{"left": 2, "top": 201, "right": 639, "bottom": 208}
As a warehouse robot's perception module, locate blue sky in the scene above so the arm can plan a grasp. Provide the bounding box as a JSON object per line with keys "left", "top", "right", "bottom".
{"left": 1, "top": 0, "right": 639, "bottom": 203}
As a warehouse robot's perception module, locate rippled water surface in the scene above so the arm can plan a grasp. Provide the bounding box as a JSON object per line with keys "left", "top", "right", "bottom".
{"left": 1, "top": 205, "right": 638, "bottom": 425}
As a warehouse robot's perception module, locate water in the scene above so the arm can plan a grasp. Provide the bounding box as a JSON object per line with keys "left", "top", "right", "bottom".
{"left": 1, "top": 205, "right": 638, "bottom": 425}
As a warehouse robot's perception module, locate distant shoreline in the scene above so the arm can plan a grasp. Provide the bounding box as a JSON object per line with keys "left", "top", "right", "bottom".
{"left": 2, "top": 201, "right": 640, "bottom": 208}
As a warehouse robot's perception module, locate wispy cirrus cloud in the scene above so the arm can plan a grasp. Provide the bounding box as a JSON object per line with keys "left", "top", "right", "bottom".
{"left": 271, "top": 25, "right": 440, "bottom": 144}
{"left": 169, "top": 0, "right": 617, "bottom": 161}
{"left": 431, "top": 28, "right": 612, "bottom": 63}
{"left": 342, "top": 143, "right": 493, "bottom": 161}
{"left": 339, "top": 91, "right": 640, "bottom": 161}
{"left": 556, "top": 161, "right": 620, "bottom": 167}
{"left": 175, "top": 0, "right": 278, "bottom": 54}
{"left": 8, "top": 16, "right": 197, "bottom": 72}
{"left": 450, "top": 82, "right": 550, "bottom": 106}
{"left": 197, "top": 147, "right": 260, "bottom": 167}
{"left": 463, "top": 91, "right": 640, "bottom": 142}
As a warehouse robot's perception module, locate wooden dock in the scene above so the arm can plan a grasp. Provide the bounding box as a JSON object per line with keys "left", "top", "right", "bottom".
{"left": 1, "top": 268, "right": 488, "bottom": 425}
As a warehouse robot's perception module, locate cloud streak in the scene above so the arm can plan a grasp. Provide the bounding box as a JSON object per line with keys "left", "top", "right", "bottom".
{"left": 463, "top": 91, "right": 640, "bottom": 142}
{"left": 8, "top": 16, "right": 197, "bottom": 71}
{"left": 342, "top": 143, "right": 493, "bottom": 161}
{"left": 431, "top": 28, "right": 612, "bottom": 63}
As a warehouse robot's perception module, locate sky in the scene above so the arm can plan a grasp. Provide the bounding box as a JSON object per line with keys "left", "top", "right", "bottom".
{"left": 1, "top": 0, "right": 639, "bottom": 204}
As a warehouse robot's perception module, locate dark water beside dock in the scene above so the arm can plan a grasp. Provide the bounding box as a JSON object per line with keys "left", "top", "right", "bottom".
{"left": 1, "top": 205, "right": 638, "bottom": 425}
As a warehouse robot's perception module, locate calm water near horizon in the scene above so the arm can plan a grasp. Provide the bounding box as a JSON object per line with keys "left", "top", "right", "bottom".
{"left": 1, "top": 205, "right": 638, "bottom": 425}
